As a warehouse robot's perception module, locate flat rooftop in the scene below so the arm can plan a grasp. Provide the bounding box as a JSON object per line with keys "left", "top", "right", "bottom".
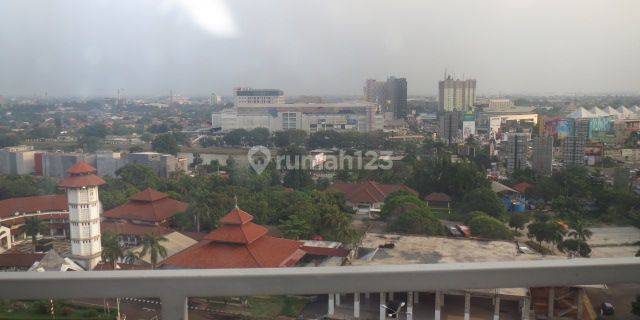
{"left": 351, "top": 233, "right": 551, "bottom": 298}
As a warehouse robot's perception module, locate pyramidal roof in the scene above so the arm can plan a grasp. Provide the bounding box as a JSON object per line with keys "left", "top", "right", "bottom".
{"left": 219, "top": 207, "right": 254, "bottom": 225}
{"left": 58, "top": 161, "right": 106, "bottom": 188}
{"left": 203, "top": 207, "right": 268, "bottom": 244}
{"left": 130, "top": 188, "right": 169, "bottom": 202}
{"left": 589, "top": 107, "right": 609, "bottom": 117}
{"left": 67, "top": 161, "right": 97, "bottom": 175}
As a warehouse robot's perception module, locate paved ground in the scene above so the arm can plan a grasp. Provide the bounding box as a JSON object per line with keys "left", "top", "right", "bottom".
{"left": 588, "top": 227, "right": 640, "bottom": 247}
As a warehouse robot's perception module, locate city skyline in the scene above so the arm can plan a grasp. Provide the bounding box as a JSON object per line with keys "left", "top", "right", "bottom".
{"left": 0, "top": 0, "right": 639, "bottom": 97}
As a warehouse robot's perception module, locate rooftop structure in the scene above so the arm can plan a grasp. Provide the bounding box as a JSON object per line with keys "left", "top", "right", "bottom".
{"left": 161, "top": 207, "right": 305, "bottom": 269}
{"left": 103, "top": 188, "right": 188, "bottom": 225}
{"left": 234, "top": 87, "right": 284, "bottom": 105}
{"left": 331, "top": 180, "right": 417, "bottom": 215}
{"left": 27, "top": 250, "right": 84, "bottom": 272}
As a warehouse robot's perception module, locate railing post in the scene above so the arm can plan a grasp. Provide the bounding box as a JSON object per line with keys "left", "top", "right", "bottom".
{"left": 328, "top": 293, "right": 335, "bottom": 315}
{"left": 548, "top": 288, "right": 555, "bottom": 320}
{"left": 406, "top": 291, "right": 413, "bottom": 320}
{"left": 493, "top": 296, "right": 501, "bottom": 320}
{"left": 161, "top": 295, "right": 188, "bottom": 320}
{"left": 379, "top": 292, "right": 386, "bottom": 320}
{"left": 354, "top": 292, "right": 360, "bottom": 318}
{"left": 522, "top": 296, "right": 530, "bottom": 320}
{"left": 464, "top": 292, "right": 471, "bottom": 320}
{"left": 434, "top": 291, "right": 442, "bottom": 320}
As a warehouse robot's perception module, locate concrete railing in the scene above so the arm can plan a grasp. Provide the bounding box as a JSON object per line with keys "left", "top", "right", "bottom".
{"left": 0, "top": 257, "right": 638, "bottom": 319}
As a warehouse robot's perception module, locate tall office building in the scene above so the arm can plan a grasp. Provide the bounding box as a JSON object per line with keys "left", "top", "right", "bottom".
{"left": 563, "top": 136, "right": 586, "bottom": 166}
{"left": 505, "top": 133, "right": 528, "bottom": 172}
{"left": 234, "top": 87, "right": 284, "bottom": 106}
{"left": 439, "top": 111, "right": 462, "bottom": 144}
{"left": 363, "top": 76, "right": 407, "bottom": 119}
{"left": 532, "top": 136, "right": 554, "bottom": 176}
{"left": 438, "top": 74, "right": 476, "bottom": 112}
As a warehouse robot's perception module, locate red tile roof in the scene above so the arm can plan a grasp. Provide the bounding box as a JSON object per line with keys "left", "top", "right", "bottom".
{"left": 103, "top": 189, "right": 188, "bottom": 223}
{"left": 101, "top": 221, "right": 172, "bottom": 236}
{"left": 66, "top": 161, "right": 97, "bottom": 175}
{"left": 130, "top": 188, "right": 169, "bottom": 202}
{"left": 0, "top": 253, "right": 45, "bottom": 268}
{"left": 331, "top": 180, "right": 418, "bottom": 204}
{"left": 512, "top": 182, "right": 534, "bottom": 194}
{"left": 0, "top": 195, "right": 67, "bottom": 219}
{"left": 161, "top": 207, "right": 305, "bottom": 269}
{"left": 424, "top": 192, "right": 452, "bottom": 202}
{"left": 58, "top": 161, "right": 105, "bottom": 188}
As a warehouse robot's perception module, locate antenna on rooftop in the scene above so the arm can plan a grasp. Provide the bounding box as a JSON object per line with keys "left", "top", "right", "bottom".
{"left": 234, "top": 194, "right": 239, "bottom": 209}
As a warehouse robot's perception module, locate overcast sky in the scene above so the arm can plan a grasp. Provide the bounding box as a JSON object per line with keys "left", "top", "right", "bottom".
{"left": 1, "top": 0, "right": 639, "bottom": 97}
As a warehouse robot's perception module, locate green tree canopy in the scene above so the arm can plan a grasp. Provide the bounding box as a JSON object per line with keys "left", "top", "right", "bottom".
{"left": 467, "top": 213, "right": 512, "bottom": 240}
{"left": 389, "top": 207, "right": 443, "bottom": 236}
{"left": 151, "top": 133, "right": 179, "bottom": 155}
{"left": 457, "top": 187, "right": 506, "bottom": 219}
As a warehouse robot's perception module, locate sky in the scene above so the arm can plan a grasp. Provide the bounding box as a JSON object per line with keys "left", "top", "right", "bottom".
{"left": 0, "top": 0, "right": 639, "bottom": 97}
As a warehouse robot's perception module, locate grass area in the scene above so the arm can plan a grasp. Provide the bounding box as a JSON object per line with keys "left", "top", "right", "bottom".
{"left": 0, "top": 300, "right": 113, "bottom": 320}
{"left": 205, "top": 296, "right": 309, "bottom": 318}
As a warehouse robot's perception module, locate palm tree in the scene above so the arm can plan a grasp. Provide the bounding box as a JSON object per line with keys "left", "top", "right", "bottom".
{"left": 568, "top": 219, "right": 593, "bottom": 241}
{"left": 101, "top": 232, "right": 124, "bottom": 269}
{"left": 24, "top": 217, "right": 45, "bottom": 253}
{"left": 139, "top": 233, "right": 168, "bottom": 269}
{"left": 123, "top": 250, "right": 139, "bottom": 265}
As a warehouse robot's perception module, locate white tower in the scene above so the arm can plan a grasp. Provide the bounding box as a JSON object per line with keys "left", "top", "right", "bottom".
{"left": 58, "top": 161, "right": 106, "bottom": 270}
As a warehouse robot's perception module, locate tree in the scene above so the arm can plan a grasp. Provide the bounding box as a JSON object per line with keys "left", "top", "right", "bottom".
{"left": 389, "top": 207, "right": 443, "bottom": 236}
{"left": 151, "top": 133, "right": 179, "bottom": 155}
{"left": 248, "top": 127, "right": 271, "bottom": 146}
{"left": 101, "top": 232, "right": 124, "bottom": 268}
{"left": 457, "top": 187, "right": 506, "bottom": 219}
{"left": 509, "top": 212, "right": 529, "bottom": 232}
{"left": 283, "top": 169, "right": 314, "bottom": 190}
{"left": 567, "top": 219, "right": 593, "bottom": 242}
{"left": 274, "top": 130, "right": 307, "bottom": 148}
{"left": 381, "top": 190, "right": 427, "bottom": 220}
{"left": 467, "top": 214, "right": 512, "bottom": 240}
{"left": 527, "top": 220, "right": 567, "bottom": 248}
{"left": 115, "top": 163, "right": 161, "bottom": 190}
{"left": 223, "top": 129, "right": 250, "bottom": 146}
{"left": 123, "top": 250, "right": 139, "bottom": 265}
{"left": 557, "top": 239, "right": 591, "bottom": 258}
{"left": 139, "top": 233, "right": 168, "bottom": 269}
{"left": 24, "top": 217, "right": 46, "bottom": 253}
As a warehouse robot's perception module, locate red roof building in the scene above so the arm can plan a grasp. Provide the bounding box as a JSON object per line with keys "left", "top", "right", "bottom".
{"left": 58, "top": 161, "right": 106, "bottom": 188}
{"left": 0, "top": 195, "right": 69, "bottom": 250}
{"left": 103, "top": 188, "right": 188, "bottom": 226}
{"left": 512, "top": 182, "right": 534, "bottom": 194}
{"left": 330, "top": 180, "right": 418, "bottom": 214}
{"left": 424, "top": 192, "right": 452, "bottom": 211}
{"left": 161, "top": 207, "right": 305, "bottom": 269}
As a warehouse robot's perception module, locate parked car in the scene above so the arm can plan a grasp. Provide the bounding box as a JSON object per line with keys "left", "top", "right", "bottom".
{"left": 448, "top": 226, "right": 463, "bottom": 237}
{"left": 600, "top": 302, "right": 615, "bottom": 315}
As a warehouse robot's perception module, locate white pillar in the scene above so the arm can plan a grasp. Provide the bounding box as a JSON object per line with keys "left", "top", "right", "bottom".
{"left": 414, "top": 291, "right": 419, "bottom": 304}
{"left": 354, "top": 292, "right": 360, "bottom": 318}
{"left": 493, "top": 296, "right": 500, "bottom": 320}
{"left": 335, "top": 293, "right": 341, "bottom": 306}
{"left": 464, "top": 293, "right": 471, "bottom": 320}
{"left": 547, "top": 288, "right": 554, "bottom": 320}
{"left": 406, "top": 292, "right": 413, "bottom": 320}
{"left": 435, "top": 291, "right": 442, "bottom": 320}
{"left": 328, "top": 294, "right": 335, "bottom": 315}
{"left": 161, "top": 295, "right": 187, "bottom": 320}
{"left": 522, "top": 297, "right": 530, "bottom": 320}
{"left": 379, "top": 292, "right": 386, "bottom": 320}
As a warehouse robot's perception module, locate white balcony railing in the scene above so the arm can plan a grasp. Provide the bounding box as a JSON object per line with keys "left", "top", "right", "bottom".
{"left": 0, "top": 257, "right": 638, "bottom": 320}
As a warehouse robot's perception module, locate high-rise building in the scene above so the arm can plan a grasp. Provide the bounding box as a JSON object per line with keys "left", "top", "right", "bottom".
{"left": 438, "top": 74, "right": 476, "bottom": 112}
{"left": 532, "top": 136, "right": 554, "bottom": 176}
{"left": 234, "top": 87, "right": 284, "bottom": 106}
{"left": 363, "top": 76, "right": 407, "bottom": 119}
{"left": 58, "top": 161, "right": 106, "bottom": 270}
{"left": 563, "top": 136, "right": 586, "bottom": 166}
{"left": 210, "top": 93, "right": 219, "bottom": 110}
{"left": 439, "top": 111, "right": 462, "bottom": 144}
{"left": 505, "top": 133, "right": 528, "bottom": 172}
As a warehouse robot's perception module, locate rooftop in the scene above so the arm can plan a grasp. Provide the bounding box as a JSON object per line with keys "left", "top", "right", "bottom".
{"left": 331, "top": 180, "right": 417, "bottom": 204}
{"left": 103, "top": 188, "right": 188, "bottom": 223}
{"left": 0, "top": 194, "right": 67, "bottom": 220}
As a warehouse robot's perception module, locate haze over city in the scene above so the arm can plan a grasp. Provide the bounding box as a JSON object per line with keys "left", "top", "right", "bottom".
{"left": 1, "top": 0, "right": 639, "bottom": 97}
